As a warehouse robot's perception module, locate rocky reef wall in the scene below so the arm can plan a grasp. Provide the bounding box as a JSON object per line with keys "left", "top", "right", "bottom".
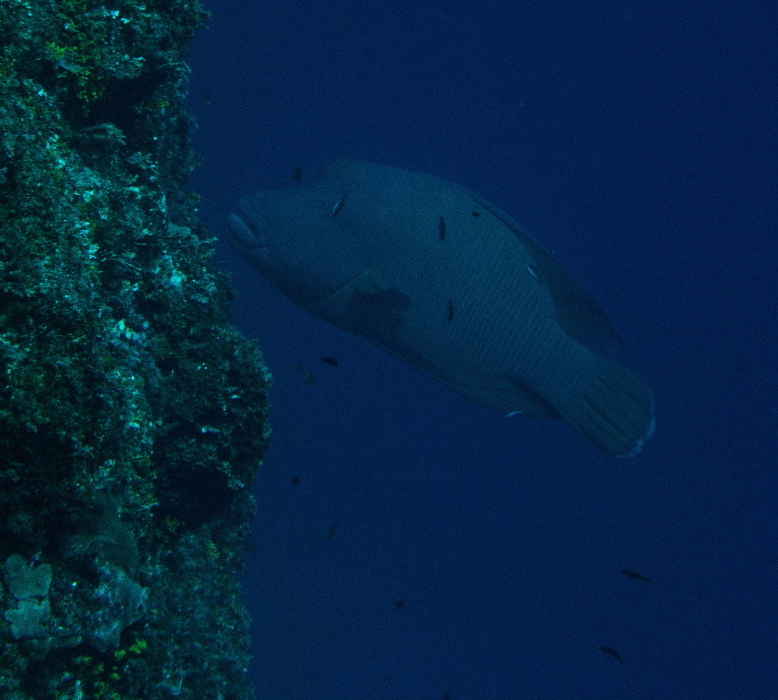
{"left": 0, "top": 1, "right": 270, "bottom": 697}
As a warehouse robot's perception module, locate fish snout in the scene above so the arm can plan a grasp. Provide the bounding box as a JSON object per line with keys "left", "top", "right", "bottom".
{"left": 227, "top": 212, "right": 270, "bottom": 262}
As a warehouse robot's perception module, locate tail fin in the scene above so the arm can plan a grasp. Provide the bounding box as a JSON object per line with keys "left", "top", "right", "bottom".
{"left": 562, "top": 361, "right": 655, "bottom": 457}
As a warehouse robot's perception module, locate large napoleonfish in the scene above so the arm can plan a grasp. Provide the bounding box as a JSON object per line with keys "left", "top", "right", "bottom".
{"left": 227, "top": 159, "right": 655, "bottom": 456}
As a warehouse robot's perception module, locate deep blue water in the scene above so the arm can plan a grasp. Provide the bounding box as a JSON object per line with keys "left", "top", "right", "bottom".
{"left": 188, "top": 2, "right": 776, "bottom": 698}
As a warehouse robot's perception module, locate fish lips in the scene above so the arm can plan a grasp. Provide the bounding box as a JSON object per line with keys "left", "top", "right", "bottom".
{"left": 226, "top": 211, "right": 270, "bottom": 264}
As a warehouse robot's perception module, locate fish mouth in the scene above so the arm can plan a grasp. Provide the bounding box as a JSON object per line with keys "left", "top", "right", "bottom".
{"left": 226, "top": 212, "right": 269, "bottom": 260}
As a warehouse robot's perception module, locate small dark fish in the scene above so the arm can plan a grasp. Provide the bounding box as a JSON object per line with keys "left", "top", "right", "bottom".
{"left": 330, "top": 196, "right": 346, "bottom": 217}
{"left": 292, "top": 167, "right": 302, "bottom": 183}
{"left": 438, "top": 215, "right": 447, "bottom": 240}
{"left": 447, "top": 299, "right": 454, "bottom": 321}
{"left": 393, "top": 599, "right": 406, "bottom": 609}
{"left": 599, "top": 645, "right": 624, "bottom": 663}
{"left": 326, "top": 523, "right": 337, "bottom": 540}
{"left": 471, "top": 210, "right": 481, "bottom": 217}
{"left": 320, "top": 356, "right": 339, "bottom": 367}
{"left": 621, "top": 568, "right": 653, "bottom": 583}
{"left": 290, "top": 475, "right": 301, "bottom": 486}
{"left": 296, "top": 361, "right": 316, "bottom": 384}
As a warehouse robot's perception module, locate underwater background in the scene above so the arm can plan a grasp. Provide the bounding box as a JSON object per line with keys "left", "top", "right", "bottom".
{"left": 189, "top": 2, "right": 775, "bottom": 698}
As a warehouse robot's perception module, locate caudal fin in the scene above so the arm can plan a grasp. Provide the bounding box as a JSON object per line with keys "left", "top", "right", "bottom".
{"left": 563, "top": 361, "right": 655, "bottom": 457}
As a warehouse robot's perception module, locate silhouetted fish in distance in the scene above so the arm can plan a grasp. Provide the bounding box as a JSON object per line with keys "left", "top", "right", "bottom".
{"left": 599, "top": 645, "right": 624, "bottom": 663}
{"left": 621, "top": 568, "right": 654, "bottom": 583}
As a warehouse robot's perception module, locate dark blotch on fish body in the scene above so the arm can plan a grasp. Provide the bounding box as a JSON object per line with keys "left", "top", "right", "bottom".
{"left": 320, "top": 356, "right": 339, "bottom": 367}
